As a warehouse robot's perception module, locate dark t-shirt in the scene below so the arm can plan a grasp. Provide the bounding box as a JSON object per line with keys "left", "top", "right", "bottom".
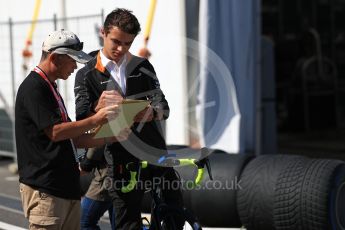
{"left": 15, "top": 71, "right": 80, "bottom": 200}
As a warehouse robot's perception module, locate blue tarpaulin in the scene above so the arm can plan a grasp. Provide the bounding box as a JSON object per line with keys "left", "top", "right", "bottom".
{"left": 197, "top": 0, "right": 261, "bottom": 153}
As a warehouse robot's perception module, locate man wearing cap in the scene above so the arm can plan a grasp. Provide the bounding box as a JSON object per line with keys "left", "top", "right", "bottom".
{"left": 15, "top": 29, "right": 131, "bottom": 230}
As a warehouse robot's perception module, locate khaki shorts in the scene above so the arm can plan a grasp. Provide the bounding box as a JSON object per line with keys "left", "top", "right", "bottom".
{"left": 19, "top": 183, "right": 80, "bottom": 230}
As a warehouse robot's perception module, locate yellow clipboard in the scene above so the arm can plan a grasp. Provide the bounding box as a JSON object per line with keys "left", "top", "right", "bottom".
{"left": 93, "top": 99, "right": 150, "bottom": 138}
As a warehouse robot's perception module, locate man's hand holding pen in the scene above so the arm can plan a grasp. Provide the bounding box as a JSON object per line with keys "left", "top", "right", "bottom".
{"left": 93, "top": 90, "right": 123, "bottom": 113}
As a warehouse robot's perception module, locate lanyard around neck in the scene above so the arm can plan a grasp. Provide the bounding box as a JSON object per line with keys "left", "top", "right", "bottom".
{"left": 33, "top": 66, "right": 80, "bottom": 162}
{"left": 33, "top": 66, "right": 68, "bottom": 122}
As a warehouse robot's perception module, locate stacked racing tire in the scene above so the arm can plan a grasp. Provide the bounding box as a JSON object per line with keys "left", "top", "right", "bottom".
{"left": 237, "top": 154, "right": 345, "bottom": 230}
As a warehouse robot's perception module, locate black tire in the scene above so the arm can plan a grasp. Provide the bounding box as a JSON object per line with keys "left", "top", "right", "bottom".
{"left": 176, "top": 151, "right": 253, "bottom": 227}
{"left": 236, "top": 154, "right": 305, "bottom": 230}
{"left": 274, "top": 159, "right": 345, "bottom": 230}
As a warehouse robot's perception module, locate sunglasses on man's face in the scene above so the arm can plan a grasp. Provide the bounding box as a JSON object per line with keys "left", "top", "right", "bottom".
{"left": 48, "top": 42, "right": 84, "bottom": 52}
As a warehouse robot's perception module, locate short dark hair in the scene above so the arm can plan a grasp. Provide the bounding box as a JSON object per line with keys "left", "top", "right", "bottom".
{"left": 40, "top": 51, "right": 49, "bottom": 61}
{"left": 103, "top": 8, "right": 141, "bottom": 35}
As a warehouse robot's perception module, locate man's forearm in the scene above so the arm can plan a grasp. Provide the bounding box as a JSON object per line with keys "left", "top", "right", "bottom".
{"left": 44, "top": 116, "right": 98, "bottom": 142}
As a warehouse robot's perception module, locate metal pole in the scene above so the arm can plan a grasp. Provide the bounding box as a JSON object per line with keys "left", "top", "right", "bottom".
{"left": 101, "top": 9, "right": 104, "bottom": 24}
{"left": 60, "top": 0, "right": 69, "bottom": 109}
{"left": 9, "top": 18, "right": 17, "bottom": 163}
{"left": 53, "top": 14, "right": 59, "bottom": 89}
{"left": 61, "top": 0, "right": 67, "bottom": 28}
{"left": 9, "top": 18, "right": 16, "bottom": 111}
{"left": 53, "top": 14, "right": 57, "bottom": 30}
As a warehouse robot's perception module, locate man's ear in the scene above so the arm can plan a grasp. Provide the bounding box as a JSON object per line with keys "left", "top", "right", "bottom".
{"left": 49, "top": 53, "right": 61, "bottom": 67}
{"left": 49, "top": 52, "right": 57, "bottom": 62}
{"left": 100, "top": 27, "right": 106, "bottom": 38}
